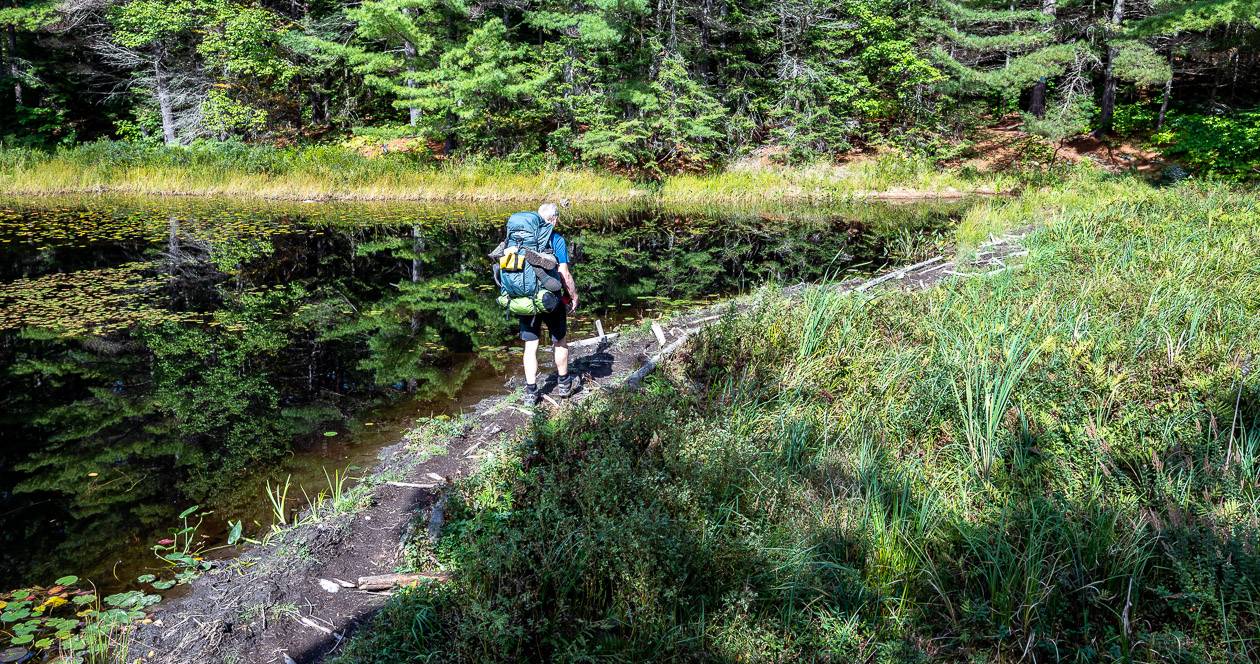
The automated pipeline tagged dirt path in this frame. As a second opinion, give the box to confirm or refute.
[133,231,1030,664]
[132,311,719,664]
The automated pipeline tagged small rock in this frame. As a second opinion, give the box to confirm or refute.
[282,654,298,664]
[332,578,355,588]
[318,579,340,593]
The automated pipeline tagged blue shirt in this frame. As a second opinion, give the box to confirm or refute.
[551,233,569,264]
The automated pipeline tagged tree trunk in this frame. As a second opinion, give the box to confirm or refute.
[154,60,176,145]
[6,23,20,106]
[403,39,420,126]
[1094,0,1125,137]
[1156,72,1172,130]
[1027,0,1057,118]
[403,7,420,127]
[311,86,328,126]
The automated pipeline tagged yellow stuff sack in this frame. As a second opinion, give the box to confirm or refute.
[498,247,526,271]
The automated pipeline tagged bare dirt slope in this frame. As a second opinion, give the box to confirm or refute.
[956,121,1167,175]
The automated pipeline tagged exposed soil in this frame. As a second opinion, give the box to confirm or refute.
[957,120,1168,175]
[132,231,1031,664]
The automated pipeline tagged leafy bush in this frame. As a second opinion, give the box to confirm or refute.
[1154,109,1260,181]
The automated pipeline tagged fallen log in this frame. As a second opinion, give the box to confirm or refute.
[385,481,438,489]
[854,255,944,292]
[356,572,448,591]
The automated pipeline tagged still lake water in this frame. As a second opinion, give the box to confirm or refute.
[0,195,969,591]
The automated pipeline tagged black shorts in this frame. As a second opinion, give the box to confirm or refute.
[519,308,567,343]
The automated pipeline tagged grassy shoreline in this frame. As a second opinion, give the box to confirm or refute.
[0,141,1022,205]
[335,175,1260,661]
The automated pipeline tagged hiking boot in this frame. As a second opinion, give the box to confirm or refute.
[522,384,541,407]
[552,374,581,398]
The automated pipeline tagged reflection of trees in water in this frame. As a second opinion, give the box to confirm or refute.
[0,201,962,588]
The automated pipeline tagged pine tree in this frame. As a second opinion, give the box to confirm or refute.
[928,0,1080,108]
[286,0,459,129]
[0,0,58,108]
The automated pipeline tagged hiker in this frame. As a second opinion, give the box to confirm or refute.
[490,202,580,406]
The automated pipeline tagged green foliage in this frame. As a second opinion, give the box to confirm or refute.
[414,18,552,154]
[1154,109,1260,180]
[1022,95,1098,141]
[1110,40,1173,87]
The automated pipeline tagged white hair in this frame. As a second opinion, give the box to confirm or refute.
[538,203,558,222]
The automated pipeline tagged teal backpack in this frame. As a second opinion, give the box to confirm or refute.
[495,212,560,316]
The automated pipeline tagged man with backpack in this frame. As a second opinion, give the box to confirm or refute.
[491,202,580,406]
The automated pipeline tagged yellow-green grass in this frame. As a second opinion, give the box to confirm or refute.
[336,176,1260,662]
[0,142,1021,204]
[0,155,641,203]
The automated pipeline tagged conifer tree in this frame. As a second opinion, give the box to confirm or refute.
[287,0,458,129]
[928,0,1079,108]
[0,0,58,108]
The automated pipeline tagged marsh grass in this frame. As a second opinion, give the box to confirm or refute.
[1,141,1021,204]
[336,177,1260,662]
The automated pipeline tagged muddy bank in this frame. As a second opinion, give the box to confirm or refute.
[132,232,1030,664]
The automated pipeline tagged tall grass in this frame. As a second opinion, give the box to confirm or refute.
[336,177,1260,662]
[0,140,640,202]
[0,140,1024,204]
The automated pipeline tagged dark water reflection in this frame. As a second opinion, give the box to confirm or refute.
[0,195,968,590]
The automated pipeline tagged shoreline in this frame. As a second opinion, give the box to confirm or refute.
[0,146,1018,206]
[131,234,1031,663]
[0,182,1000,205]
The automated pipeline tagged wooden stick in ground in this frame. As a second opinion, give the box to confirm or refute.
[651,321,667,347]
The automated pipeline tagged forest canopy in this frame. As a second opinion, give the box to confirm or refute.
[0,0,1257,173]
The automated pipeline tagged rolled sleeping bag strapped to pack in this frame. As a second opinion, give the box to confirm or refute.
[497,290,560,316]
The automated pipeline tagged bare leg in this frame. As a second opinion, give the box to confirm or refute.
[553,337,569,377]
[524,338,540,385]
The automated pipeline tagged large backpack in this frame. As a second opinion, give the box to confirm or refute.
[494,212,560,315]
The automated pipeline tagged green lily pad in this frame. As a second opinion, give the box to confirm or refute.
[53,576,78,586]
[1,609,31,622]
